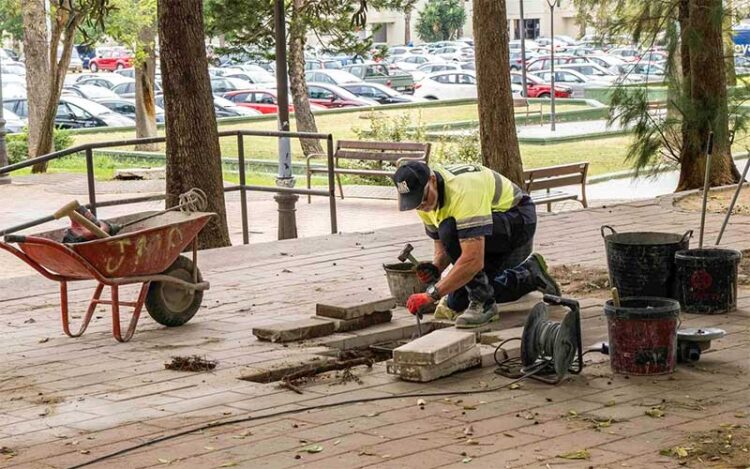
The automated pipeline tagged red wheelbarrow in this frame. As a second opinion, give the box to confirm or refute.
[0,211,215,342]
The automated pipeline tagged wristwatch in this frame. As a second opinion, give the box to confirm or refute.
[426,284,440,301]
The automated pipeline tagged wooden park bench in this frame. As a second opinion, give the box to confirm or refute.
[523,161,589,212]
[306,140,431,203]
[514,97,544,125]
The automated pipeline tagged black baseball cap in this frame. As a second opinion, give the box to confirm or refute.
[393,161,431,211]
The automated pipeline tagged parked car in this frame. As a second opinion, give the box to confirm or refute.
[1,62,26,76]
[305,69,362,86]
[343,62,415,93]
[223,89,326,114]
[110,79,164,98]
[68,48,84,72]
[88,49,134,72]
[210,76,255,94]
[304,59,343,70]
[620,62,666,82]
[526,55,591,72]
[306,83,378,108]
[98,98,165,123]
[3,108,25,133]
[77,74,132,90]
[1,48,20,62]
[341,82,422,104]
[4,95,134,128]
[608,47,641,62]
[416,62,462,74]
[224,70,276,86]
[392,55,440,71]
[510,72,572,98]
[531,69,609,98]
[414,71,477,100]
[65,84,120,101]
[586,54,629,75]
[1,81,26,99]
[558,63,630,84]
[212,96,263,117]
[434,46,474,62]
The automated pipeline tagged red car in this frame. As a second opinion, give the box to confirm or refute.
[510,72,571,98]
[223,89,327,114]
[307,83,378,108]
[89,49,134,72]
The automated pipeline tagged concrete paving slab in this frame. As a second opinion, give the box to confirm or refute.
[393,329,476,366]
[386,346,481,382]
[316,297,396,320]
[252,318,336,343]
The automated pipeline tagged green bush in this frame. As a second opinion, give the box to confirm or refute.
[6,129,74,165]
[433,130,482,165]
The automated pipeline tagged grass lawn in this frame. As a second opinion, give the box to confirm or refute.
[51,101,640,183]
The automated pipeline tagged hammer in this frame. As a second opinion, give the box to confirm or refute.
[54,200,110,239]
[397,243,419,266]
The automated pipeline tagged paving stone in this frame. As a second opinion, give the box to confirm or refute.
[387,346,481,382]
[252,318,336,343]
[315,297,396,320]
[393,329,476,366]
[312,309,392,333]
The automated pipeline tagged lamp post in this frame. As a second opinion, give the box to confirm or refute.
[273,0,298,240]
[0,59,11,185]
[546,0,560,131]
[519,0,528,98]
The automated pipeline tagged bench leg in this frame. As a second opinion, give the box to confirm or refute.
[336,173,344,200]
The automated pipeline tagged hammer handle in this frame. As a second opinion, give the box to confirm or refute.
[69,211,110,239]
[53,200,82,220]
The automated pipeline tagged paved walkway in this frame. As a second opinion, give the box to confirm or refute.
[0,178,749,468]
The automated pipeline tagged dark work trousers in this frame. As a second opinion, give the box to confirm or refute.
[439,196,538,313]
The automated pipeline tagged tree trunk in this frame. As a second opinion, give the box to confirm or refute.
[135,23,158,152]
[32,4,80,173]
[288,0,322,156]
[677,0,740,191]
[404,9,411,45]
[723,0,736,86]
[472,0,524,186]
[158,0,230,249]
[21,0,50,161]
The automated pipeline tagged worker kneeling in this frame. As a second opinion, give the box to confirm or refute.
[393,161,560,328]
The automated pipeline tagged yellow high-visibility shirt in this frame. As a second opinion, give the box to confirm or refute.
[417,164,525,239]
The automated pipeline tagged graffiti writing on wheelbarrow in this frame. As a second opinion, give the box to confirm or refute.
[104,227,184,275]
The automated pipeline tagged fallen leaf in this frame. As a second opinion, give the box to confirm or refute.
[219,463,238,468]
[509,383,522,390]
[157,458,172,464]
[466,439,479,446]
[503,433,514,438]
[79,450,90,455]
[334,439,341,446]
[358,450,376,456]
[463,425,474,436]
[463,405,477,410]
[557,449,591,460]
[645,408,665,418]
[735,412,747,418]
[38,337,49,344]
[298,444,323,454]
[605,400,616,407]
[0,447,17,458]
[675,447,689,458]
[204,446,214,451]
[462,457,473,463]
[568,410,578,417]
[417,399,426,406]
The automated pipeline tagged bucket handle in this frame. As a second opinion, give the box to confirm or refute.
[600,225,616,238]
[680,230,693,244]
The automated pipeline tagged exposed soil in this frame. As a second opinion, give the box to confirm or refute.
[675,185,750,216]
[662,424,750,468]
[550,264,611,298]
[164,356,217,372]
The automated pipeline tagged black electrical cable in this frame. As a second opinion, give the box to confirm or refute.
[66,369,540,469]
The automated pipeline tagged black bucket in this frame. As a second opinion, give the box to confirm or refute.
[675,248,742,314]
[601,225,692,299]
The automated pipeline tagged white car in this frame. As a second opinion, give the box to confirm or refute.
[434,46,474,62]
[225,71,275,85]
[532,69,610,98]
[558,63,637,85]
[414,71,477,100]
[392,55,440,71]
[304,69,362,86]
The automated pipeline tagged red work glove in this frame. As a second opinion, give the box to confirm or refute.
[415,262,440,285]
[406,293,434,316]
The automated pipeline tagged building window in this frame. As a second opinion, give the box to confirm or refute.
[371,23,388,44]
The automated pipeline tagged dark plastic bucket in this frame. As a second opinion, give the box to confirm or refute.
[601,225,692,299]
[675,249,742,314]
[604,297,680,375]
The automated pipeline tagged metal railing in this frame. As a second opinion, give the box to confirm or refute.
[0,129,338,244]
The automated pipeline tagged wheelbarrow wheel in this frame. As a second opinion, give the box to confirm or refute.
[145,255,203,327]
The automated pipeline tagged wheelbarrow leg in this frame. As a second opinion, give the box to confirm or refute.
[110,283,149,343]
[61,281,100,338]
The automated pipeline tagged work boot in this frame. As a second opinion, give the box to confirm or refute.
[434,297,459,321]
[519,252,561,296]
[455,300,498,329]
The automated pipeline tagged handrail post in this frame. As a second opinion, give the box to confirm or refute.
[85,147,97,216]
[327,135,337,234]
[237,133,249,245]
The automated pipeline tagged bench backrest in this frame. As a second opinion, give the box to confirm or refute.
[523,162,589,192]
[335,140,431,163]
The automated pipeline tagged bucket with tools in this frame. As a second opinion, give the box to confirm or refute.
[384,243,426,306]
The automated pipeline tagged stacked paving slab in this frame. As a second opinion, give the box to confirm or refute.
[387,328,480,382]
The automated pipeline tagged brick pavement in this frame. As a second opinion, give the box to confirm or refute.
[0,179,749,468]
